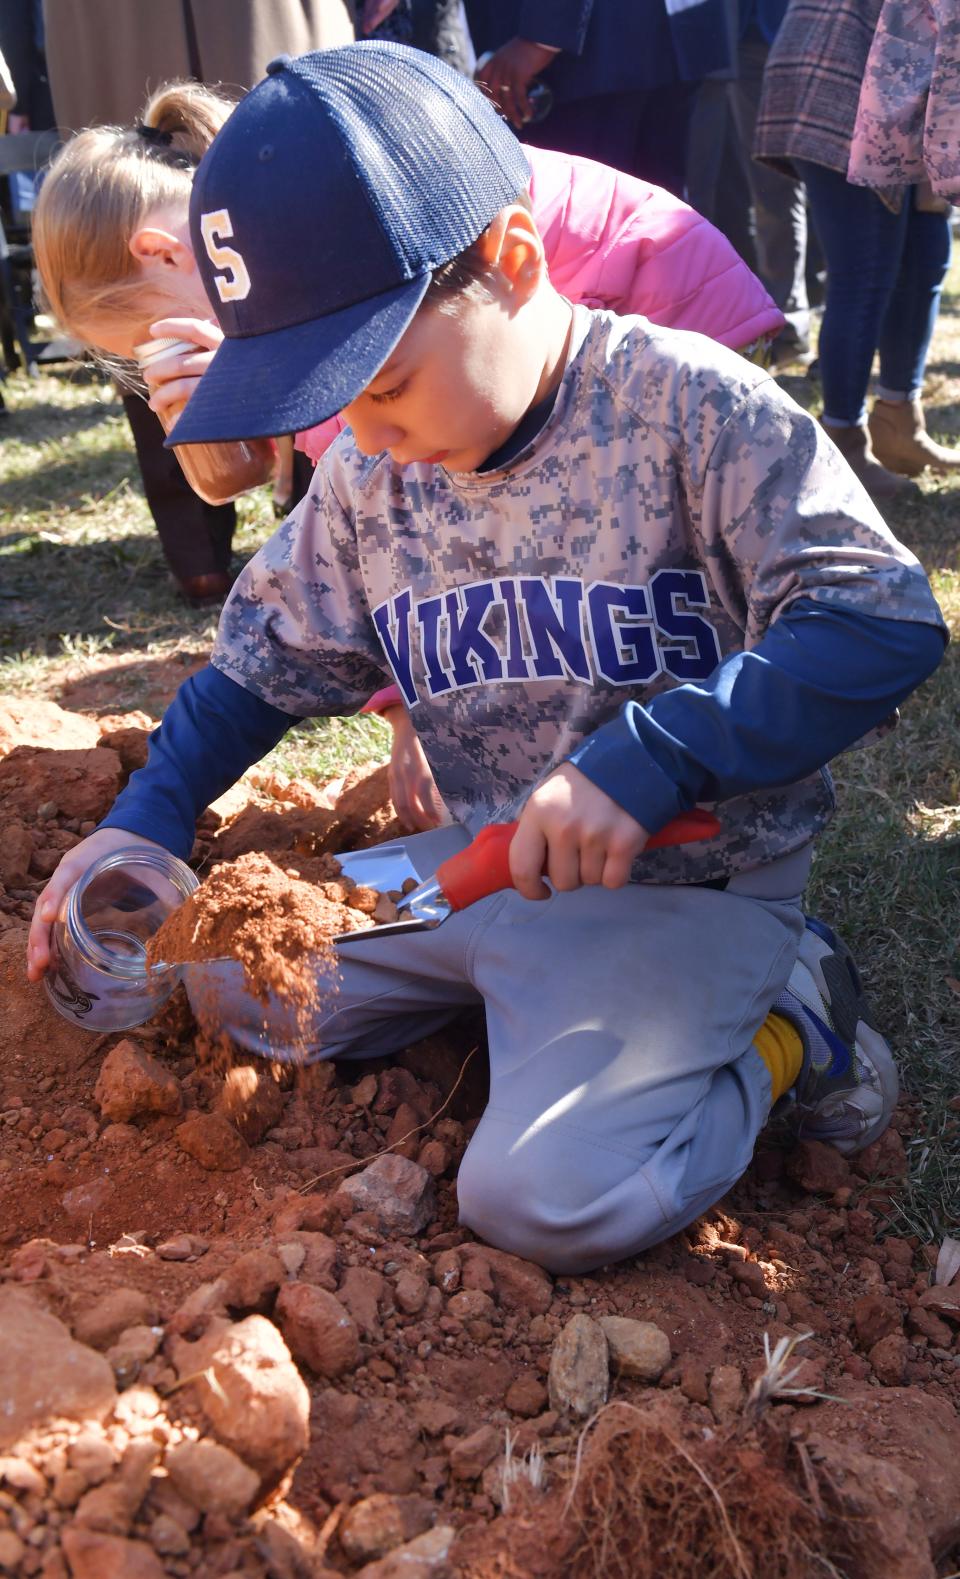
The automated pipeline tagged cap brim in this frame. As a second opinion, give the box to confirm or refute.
[165,272,430,446]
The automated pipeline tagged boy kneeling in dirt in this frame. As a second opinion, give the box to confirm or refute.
[29,47,945,1275]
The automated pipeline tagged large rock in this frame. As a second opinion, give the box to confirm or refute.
[0,1290,116,1449]
[548,1314,609,1419]
[0,745,122,821]
[336,1154,436,1235]
[173,1316,309,1490]
[458,1244,553,1315]
[94,1041,181,1123]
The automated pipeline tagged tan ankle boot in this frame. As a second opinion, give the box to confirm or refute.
[820,421,920,502]
[869,398,960,475]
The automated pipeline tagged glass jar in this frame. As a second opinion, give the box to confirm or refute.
[44,847,199,1032]
[133,337,277,506]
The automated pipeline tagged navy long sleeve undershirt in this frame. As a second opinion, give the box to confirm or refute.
[99,598,945,859]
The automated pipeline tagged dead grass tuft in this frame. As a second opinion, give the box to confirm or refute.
[563,1404,843,1579]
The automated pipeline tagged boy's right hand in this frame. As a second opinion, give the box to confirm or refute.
[142,317,224,426]
[27,829,165,983]
[384,706,447,831]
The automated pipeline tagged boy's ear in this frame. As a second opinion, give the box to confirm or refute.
[477,205,545,302]
[129,225,196,274]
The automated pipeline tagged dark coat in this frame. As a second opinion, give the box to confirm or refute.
[42,0,356,130]
[464,0,731,101]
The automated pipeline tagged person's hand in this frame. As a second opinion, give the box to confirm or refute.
[474,38,558,130]
[384,706,446,831]
[360,0,402,33]
[142,317,224,425]
[509,763,649,900]
[27,828,165,982]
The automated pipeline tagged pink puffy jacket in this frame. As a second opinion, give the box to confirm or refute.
[297,143,783,468]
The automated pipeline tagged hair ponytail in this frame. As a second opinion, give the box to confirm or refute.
[33,80,237,336]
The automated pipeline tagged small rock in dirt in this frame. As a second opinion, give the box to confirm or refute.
[61,1176,115,1222]
[0,1289,116,1449]
[221,1248,284,1313]
[218,1063,285,1144]
[708,1363,744,1422]
[853,1126,908,1181]
[852,1292,902,1349]
[68,1434,117,1487]
[0,820,33,886]
[730,1259,769,1298]
[339,1493,435,1564]
[176,1112,249,1171]
[335,1154,436,1235]
[918,1281,960,1323]
[155,1234,202,1262]
[599,1317,672,1381]
[504,1376,549,1417]
[786,1138,852,1194]
[907,1305,953,1346]
[548,1314,609,1419]
[353,1525,456,1579]
[678,1357,710,1406]
[165,1439,259,1519]
[106,1325,160,1384]
[73,1440,159,1534]
[275,1283,360,1377]
[173,1315,309,1489]
[0,1531,25,1571]
[60,1527,165,1579]
[869,1332,908,1386]
[449,1424,501,1482]
[459,1244,553,1314]
[146,1514,191,1556]
[0,1456,45,1495]
[394,1269,429,1315]
[94,1041,181,1123]
[74,1288,156,1349]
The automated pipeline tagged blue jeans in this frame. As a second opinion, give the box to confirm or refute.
[794,161,951,426]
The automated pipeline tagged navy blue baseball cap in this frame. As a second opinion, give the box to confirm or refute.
[168,43,531,445]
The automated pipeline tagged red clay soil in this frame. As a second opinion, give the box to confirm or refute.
[1,693,960,1579]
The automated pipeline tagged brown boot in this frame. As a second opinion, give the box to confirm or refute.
[868,397,960,476]
[819,421,920,502]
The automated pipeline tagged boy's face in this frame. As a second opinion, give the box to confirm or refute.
[343,278,563,474]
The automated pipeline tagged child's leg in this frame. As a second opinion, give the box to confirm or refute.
[456,856,809,1275]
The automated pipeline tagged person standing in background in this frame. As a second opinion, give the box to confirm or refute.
[40,0,356,604]
[467,0,731,196]
[755,0,957,500]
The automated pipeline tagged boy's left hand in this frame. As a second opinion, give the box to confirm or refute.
[510,764,649,900]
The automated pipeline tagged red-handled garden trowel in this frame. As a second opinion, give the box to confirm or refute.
[335,809,721,942]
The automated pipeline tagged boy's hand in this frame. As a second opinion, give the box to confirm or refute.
[27,829,165,982]
[510,765,649,900]
[384,706,447,831]
[143,317,224,425]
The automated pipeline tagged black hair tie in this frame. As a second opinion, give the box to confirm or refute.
[135,121,173,146]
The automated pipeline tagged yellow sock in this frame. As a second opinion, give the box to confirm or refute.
[753,1012,804,1101]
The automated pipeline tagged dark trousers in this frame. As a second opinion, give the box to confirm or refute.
[523,83,697,198]
[122,393,235,584]
[794,162,952,427]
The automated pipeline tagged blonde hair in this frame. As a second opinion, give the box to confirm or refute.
[33,80,237,336]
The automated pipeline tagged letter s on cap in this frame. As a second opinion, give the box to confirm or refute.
[200,209,251,303]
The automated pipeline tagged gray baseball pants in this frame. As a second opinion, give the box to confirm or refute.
[187,827,810,1273]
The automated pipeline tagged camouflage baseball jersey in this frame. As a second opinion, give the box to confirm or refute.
[213,306,942,883]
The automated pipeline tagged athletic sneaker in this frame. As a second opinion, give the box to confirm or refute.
[774,917,899,1154]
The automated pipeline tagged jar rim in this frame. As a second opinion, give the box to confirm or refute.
[67,845,199,978]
